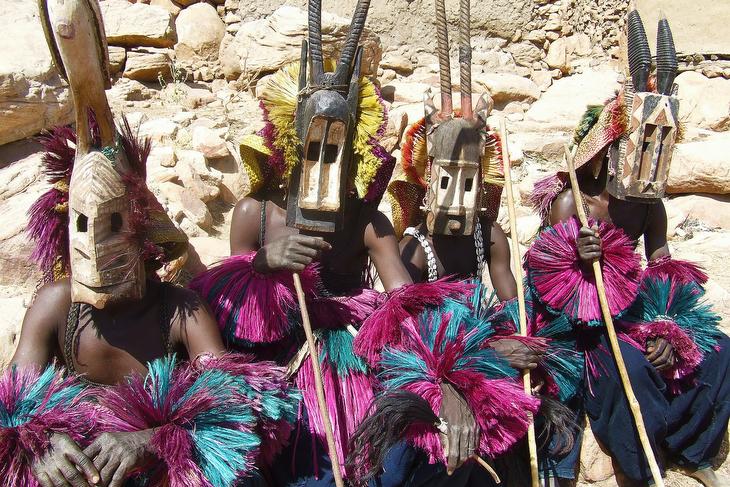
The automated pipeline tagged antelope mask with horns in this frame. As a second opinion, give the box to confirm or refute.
[423,0,494,237]
[39,0,146,308]
[286,0,371,233]
[608,3,680,201]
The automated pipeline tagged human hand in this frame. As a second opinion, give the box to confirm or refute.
[645,337,676,371]
[84,430,154,487]
[32,433,100,487]
[438,382,478,475]
[490,338,542,370]
[253,235,331,273]
[577,225,602,265]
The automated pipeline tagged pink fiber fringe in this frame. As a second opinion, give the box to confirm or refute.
[308,288,381,331]
[528,173,568,224]
[622,320,703,383]
[189,252,319,344]
[644,256,708,286]
[296,356,375,478]
[526,217,641,324]
[400,327,540,461]
[354,278,474,365]
[0,367,98,487]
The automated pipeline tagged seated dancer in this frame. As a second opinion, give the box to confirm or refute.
[1,2,296,486]
[381,9,582,484]
[192,1,539,486]
[527,7,729,486]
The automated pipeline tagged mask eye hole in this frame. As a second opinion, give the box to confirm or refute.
[77,214,88,232]
[440,176,449,190]
[111,212,123,232]
[306,141,321,161]
[464,178,473,192]
[323,144,339,164]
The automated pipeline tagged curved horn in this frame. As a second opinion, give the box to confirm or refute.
[435,0,453,116]
[656,12,677,95]
[459,0,472,119]
[334,0,371,83]
[308,0,324,82]
[43,0,115,154]
[626,1,651,92]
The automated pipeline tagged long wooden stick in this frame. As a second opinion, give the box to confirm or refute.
[564,145,664,487]
[499,119,539,487]
[292,273,345,487]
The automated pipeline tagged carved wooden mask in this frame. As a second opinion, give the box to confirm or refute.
[607,5,679,201]
[68,152,145,308]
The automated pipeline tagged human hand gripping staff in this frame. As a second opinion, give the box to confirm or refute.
[565,144,664,487]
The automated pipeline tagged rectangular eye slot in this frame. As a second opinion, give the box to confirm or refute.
[77,213,88,232]
[440,176,449,190]
[464,178,473,192]
[307,141,321,162]
[323,144,339,164]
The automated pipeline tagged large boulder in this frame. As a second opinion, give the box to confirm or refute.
[473,72,541,104]
[0,0,72,146]
[100,0,176,48]
[526,69,621,129]
[675,71,730,131]
[123,48,173,82]
[220,5,382,80]
[174,3,226,62]
[666,194,730,231]
[667,131,730,195]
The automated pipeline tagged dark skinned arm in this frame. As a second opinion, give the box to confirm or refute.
[486,220,517,301]
[230,197,264,255]
[11,281,101,487]
[398,235,428,283]
[364,210,413,291]
[642,200,675,370]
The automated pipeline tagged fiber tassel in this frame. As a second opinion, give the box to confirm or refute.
[621,276,722,388]
[95,355,261,487]
[643,255,708,286]
[354,278,473,365]
[527,173,568,225]
[0,365,98,487]
[526,217,642,325]
[296,330,375,477]
[190,252,319,346]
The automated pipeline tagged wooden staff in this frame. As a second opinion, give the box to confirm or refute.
[499,119,539,487]
[564,145,664,487]
[292,273,345,487]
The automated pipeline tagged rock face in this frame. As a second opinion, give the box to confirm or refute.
[175,3,226,62]
[526,69,621,128]
[668,132,730,195]
[675,72,730,131]
[0,0,72,146]
[100,0,177,48]
[220,5,382,80]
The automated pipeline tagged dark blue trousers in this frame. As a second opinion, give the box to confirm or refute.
[584,332,730,483]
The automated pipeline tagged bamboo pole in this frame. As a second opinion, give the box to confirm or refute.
[292,273,345,487]
[563,145,664,487]
[499,119,540,487]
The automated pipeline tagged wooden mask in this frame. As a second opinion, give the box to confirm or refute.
[286,0,369,233]
[608,6,679,201]
[423,0,492,236]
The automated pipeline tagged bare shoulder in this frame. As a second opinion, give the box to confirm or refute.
[32,278,72,317]
[230,196,263,254]
[232,197,263,226]
[549,189,578,225]
[366,209,397,239]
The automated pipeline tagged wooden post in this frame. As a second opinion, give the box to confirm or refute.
[499,119,540,487]
[292,273,345,487]
[564,145,665,487]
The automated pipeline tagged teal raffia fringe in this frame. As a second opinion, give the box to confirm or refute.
[620,276,723,387]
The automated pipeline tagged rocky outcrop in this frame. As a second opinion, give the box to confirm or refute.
[668,131,730,195]
[100,0,177,48]
[0,0,72,146]
[219,5,382,80]
[174,3,226,62]
[675,72,730,131]
[123,48,173,81]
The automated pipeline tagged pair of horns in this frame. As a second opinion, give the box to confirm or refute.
[627,2,677,95]
[308,0,371,85]
[435,0,472,118]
